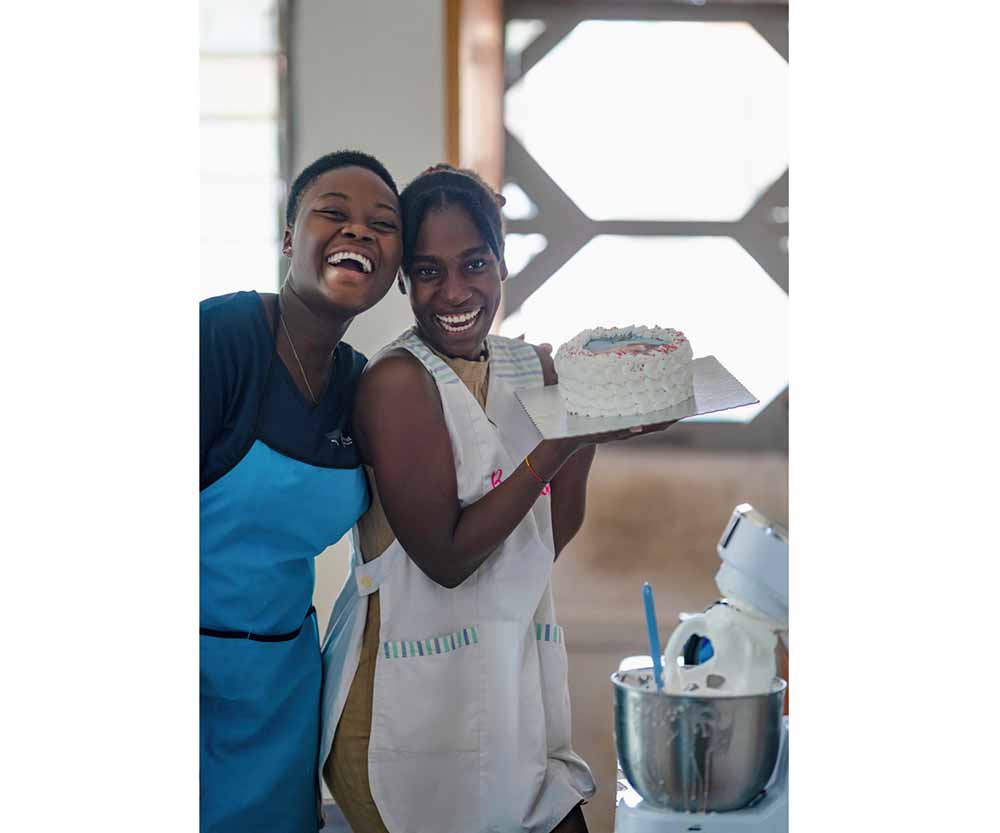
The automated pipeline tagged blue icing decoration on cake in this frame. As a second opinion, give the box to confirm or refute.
[584,335,667,353]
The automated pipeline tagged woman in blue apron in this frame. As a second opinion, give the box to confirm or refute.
[200,150,403,833]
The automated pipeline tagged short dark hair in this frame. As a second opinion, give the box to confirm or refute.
[285,150,399,226]
[399,164,505,273]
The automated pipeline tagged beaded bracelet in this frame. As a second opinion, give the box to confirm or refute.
[524,454,549,485]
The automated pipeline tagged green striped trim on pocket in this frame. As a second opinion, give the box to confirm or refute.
[382,626,479,660]
[535,623,564,644]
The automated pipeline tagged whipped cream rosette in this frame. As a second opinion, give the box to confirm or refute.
[553,326,694,417]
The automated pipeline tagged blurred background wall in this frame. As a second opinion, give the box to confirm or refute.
[288,0,447,358]
[201,3,787,830]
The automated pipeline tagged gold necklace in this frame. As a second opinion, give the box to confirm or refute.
[280,314,319,405]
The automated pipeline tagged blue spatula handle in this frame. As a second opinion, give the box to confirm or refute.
[642,582,664,691]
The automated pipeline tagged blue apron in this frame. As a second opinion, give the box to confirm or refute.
[200,303,368,833]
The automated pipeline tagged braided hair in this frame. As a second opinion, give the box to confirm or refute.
[285,149,399,226]
[399,164,506,273]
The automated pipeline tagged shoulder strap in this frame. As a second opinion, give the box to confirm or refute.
[373,328,463,386]
[486,335,543,390]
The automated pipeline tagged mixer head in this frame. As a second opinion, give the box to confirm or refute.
[716,504,788,630]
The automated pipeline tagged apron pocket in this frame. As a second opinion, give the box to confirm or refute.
[371,625,481,754]
[369,625,483,833]
[536,622,573,755]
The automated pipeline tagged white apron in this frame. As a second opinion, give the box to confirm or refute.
[319,329,595,833]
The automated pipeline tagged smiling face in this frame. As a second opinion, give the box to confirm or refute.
[404,201,506,360]
[282,165,402,317]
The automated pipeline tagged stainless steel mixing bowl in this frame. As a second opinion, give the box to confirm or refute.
[612,668,786,812]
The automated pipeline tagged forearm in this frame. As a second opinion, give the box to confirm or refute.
[550,444,597,557]
[403,440,579,588]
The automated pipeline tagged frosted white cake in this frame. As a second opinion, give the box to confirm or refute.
[554,326,694,417]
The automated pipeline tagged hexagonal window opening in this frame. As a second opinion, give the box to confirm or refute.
[505,20,788,222]
[501,181,539,221]
[500,235,787,422]
[505,18,546,64]
[504,233,548,279]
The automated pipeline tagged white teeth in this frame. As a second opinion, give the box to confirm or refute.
[437,308,480,324]
[327,251,373,273]
[435,308,482,333]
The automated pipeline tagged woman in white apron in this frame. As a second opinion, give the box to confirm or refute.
[319,165,671,833]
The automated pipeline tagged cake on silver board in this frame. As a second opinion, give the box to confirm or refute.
[553,326,694,417]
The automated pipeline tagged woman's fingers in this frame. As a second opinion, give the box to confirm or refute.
[586,428,638,444]
[532,342,559,386]
[584,420,678,445]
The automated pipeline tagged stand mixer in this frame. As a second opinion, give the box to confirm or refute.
[612,504,789,832]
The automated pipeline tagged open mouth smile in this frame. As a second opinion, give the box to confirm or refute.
[326,250,374,274]
[435,307,483,333]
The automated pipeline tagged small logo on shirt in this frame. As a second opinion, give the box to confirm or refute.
[325,429,354,447]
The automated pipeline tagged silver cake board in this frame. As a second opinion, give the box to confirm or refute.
[514,356,758,440]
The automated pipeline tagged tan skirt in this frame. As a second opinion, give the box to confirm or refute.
[324,591,389,833]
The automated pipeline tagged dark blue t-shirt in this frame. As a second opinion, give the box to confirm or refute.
[200,291,367,490]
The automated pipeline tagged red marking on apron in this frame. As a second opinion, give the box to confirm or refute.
[540,483,551,496]
[491,469,503,489]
